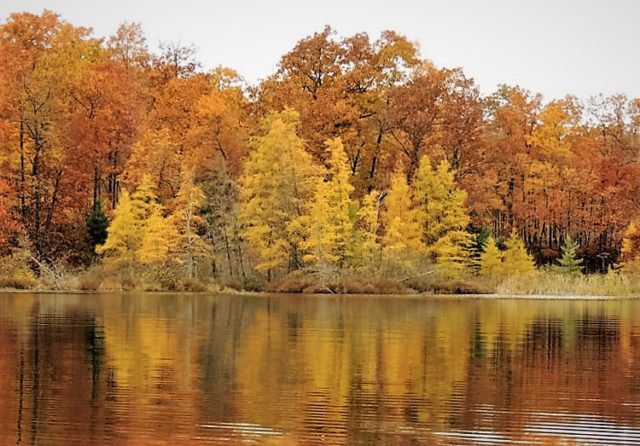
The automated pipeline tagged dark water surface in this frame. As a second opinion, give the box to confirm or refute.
[1,293,640,445]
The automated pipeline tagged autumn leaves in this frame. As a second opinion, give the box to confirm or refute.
[238,109,492,283]
[95,106,501,288]
[97,170,210,289]
[1,11,640,290]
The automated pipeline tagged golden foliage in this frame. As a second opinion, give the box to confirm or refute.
[502,230,536,276]
[381,169,425,272]
[304,138,355,273]
[239,109,319,275]
[479,237,504,279]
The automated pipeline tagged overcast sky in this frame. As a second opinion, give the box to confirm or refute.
[2,0,639,99]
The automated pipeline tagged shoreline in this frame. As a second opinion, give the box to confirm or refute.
[0,288,636,300]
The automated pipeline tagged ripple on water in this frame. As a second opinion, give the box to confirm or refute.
[1,293,640,444]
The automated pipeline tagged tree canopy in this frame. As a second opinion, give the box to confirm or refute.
[1,12,639,287]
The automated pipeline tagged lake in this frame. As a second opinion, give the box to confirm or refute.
[1,292,640,445]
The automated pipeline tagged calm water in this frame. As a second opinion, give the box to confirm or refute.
[1,293,640,445]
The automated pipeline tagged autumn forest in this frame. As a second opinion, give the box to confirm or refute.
[1,10,640,292]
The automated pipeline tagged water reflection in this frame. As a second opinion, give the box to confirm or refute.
[0,294,640,444]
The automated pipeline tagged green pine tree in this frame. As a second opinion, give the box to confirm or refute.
[86,201,109,252]
[471,227,493,270]
[556,235,584,275]
[475,227,492,252]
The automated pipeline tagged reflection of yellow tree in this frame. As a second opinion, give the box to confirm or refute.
[3,294,640,445]
[232,299,476,436]
[99,295,205,443]
[231,297,640,444]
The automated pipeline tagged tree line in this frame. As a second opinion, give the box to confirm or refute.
[0,11,639,289]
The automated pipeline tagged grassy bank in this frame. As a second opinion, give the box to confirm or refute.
[495,271,640,297]
[0,264,228,293]
[263,272,640,297]
[2,262,640,297]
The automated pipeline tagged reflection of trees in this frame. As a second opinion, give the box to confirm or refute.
[0,296,111,444]
[199,295,254,420]
[2,294,640,444]
[522,318,565,367]
[460,305,640,442]
[577,315,620,357]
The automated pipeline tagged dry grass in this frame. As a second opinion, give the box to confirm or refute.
[496,271,640,297]
[0,276,37,290]
[76,268,104,290]
[174,278,208,292]
[0,252,37,290]
[5,255,640,298]
[407,274,496,294]
[264,276,316,293]
[330,278,414,294]
[265,273,415,294]
[216,276,263,292]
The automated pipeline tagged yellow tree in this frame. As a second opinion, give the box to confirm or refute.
[137,204,180,288]
[479,237,504,279]
[96,190,138,280]
[381,169,425,272]
[526,99,577,160]
[171,164,210,280]
[305,138,356,274]
[621,222,640,274]
[413,155,473,273]
[239,109,319,277]
[306,138,354,271]
[432,231,475,275]
[131,174,158,233]
[352,190,382,270]
[502,230,536,276]
[138,205,174,265]
[98,177,162,283]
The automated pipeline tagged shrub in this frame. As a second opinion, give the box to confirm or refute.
[217,275,265,292]
[177,278,209,292]
[407,272,495,294]
[0,251,36,289]
[266,272,415,294]
[97,271,137,291]
[264,276,316,293]
[331,277,414,294]
[77,268,104,291]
